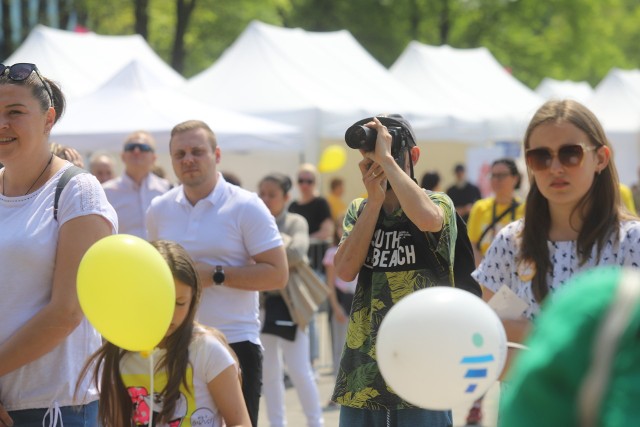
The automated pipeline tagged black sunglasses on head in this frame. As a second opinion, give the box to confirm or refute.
[0,63,54,106]
[124,142,154,153]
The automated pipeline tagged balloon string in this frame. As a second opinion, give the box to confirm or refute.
[507,341,529,350]
[149,349,155,427]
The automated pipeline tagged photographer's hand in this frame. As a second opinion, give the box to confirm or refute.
[359,157,386,204]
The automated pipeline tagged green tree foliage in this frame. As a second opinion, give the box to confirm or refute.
[7,0,640,87]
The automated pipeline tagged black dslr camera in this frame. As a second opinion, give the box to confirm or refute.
[344,124,404,153]
[344,117,413,167]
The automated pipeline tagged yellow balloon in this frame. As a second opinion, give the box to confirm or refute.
[318,144,347,173]
[77,234,175,351]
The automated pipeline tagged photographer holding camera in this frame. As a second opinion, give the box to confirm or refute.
[330,115,460,426]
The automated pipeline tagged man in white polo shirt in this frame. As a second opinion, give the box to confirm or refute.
[103,131,171,238]
[146,120,288,427]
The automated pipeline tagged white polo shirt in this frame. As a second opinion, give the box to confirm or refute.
[146,174,283,344]
[103,172,171,239]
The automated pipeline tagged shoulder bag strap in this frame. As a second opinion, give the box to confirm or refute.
[54,165,88,221]
[475,199,520,251]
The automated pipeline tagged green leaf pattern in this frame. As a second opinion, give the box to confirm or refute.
[331,192,456,410]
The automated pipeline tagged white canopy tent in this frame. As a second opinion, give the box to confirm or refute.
[185,21,484,164]
[586,68,640,185]
[52,60,300,153]
[4,25,185,98]
[390,42,545,144]
[535,78,594,103]
[51,60,303,189]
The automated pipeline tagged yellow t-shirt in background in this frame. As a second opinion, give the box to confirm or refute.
[467,197,526,256]
[619,183,637,215]
[327,193,347,222]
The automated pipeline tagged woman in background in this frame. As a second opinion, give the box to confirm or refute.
[467,158,525,267]
[259,173,324,427]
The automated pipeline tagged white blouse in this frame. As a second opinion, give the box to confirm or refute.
[472,219,640,319]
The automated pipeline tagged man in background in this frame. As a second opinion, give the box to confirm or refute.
[146,120,288,427]
[89,152,115,184]
[103,131,171,238]
[446,163,481,222]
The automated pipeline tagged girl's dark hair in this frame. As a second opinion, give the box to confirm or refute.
[520,100,623,303]
[492,158,522,190]
[0,69,65,124]
[77,240,202,426]
[261,173,292,194]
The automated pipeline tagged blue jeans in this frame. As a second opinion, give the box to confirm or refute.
[339,405,453,427]
[8,401,98,427]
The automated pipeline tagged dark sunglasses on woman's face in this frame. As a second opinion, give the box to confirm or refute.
[525,143,598,171]
[124,142,154,153]
[0,63,54,106]
[298,178,314,185]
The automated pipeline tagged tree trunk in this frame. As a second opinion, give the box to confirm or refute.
[59,0,73,29]
[409,0,421,41]
[171,0,197,74]
[135,0,149,40]
[439,0,450,45]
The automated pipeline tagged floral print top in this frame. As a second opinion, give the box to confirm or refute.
[472,219,640,319]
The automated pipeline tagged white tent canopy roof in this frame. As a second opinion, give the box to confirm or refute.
[587,68,640,134]
[535,78,594,103]
[4,25,185,98]
[52,60,301,153]
[186,21,486,161]
[586,68,640,185]
[390,42,545,142]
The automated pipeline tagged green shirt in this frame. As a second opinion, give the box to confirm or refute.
[332,191,457,410]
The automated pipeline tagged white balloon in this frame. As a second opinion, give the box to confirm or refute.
[376,287,507,410]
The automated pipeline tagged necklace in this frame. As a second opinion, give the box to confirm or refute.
[2,152,54,196]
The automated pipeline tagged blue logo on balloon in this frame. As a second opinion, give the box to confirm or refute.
[461,333,494,393]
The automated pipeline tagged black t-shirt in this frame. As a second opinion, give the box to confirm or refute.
[447,182,481,220]
[288,197,331,234]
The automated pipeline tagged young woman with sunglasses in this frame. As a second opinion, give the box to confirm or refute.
[0,63,117,426]
[472,100,640,372]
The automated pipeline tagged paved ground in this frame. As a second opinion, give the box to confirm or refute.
[257,312,501,427]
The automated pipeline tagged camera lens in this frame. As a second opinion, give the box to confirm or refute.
[345,125,377,151]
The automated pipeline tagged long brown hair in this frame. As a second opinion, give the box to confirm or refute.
[521,100,624,302]
[77,240,202,426]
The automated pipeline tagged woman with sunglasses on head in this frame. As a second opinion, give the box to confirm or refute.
[0,63,117,426]
[472,99,640,375]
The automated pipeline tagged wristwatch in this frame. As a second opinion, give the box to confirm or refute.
[212,265,225,286]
